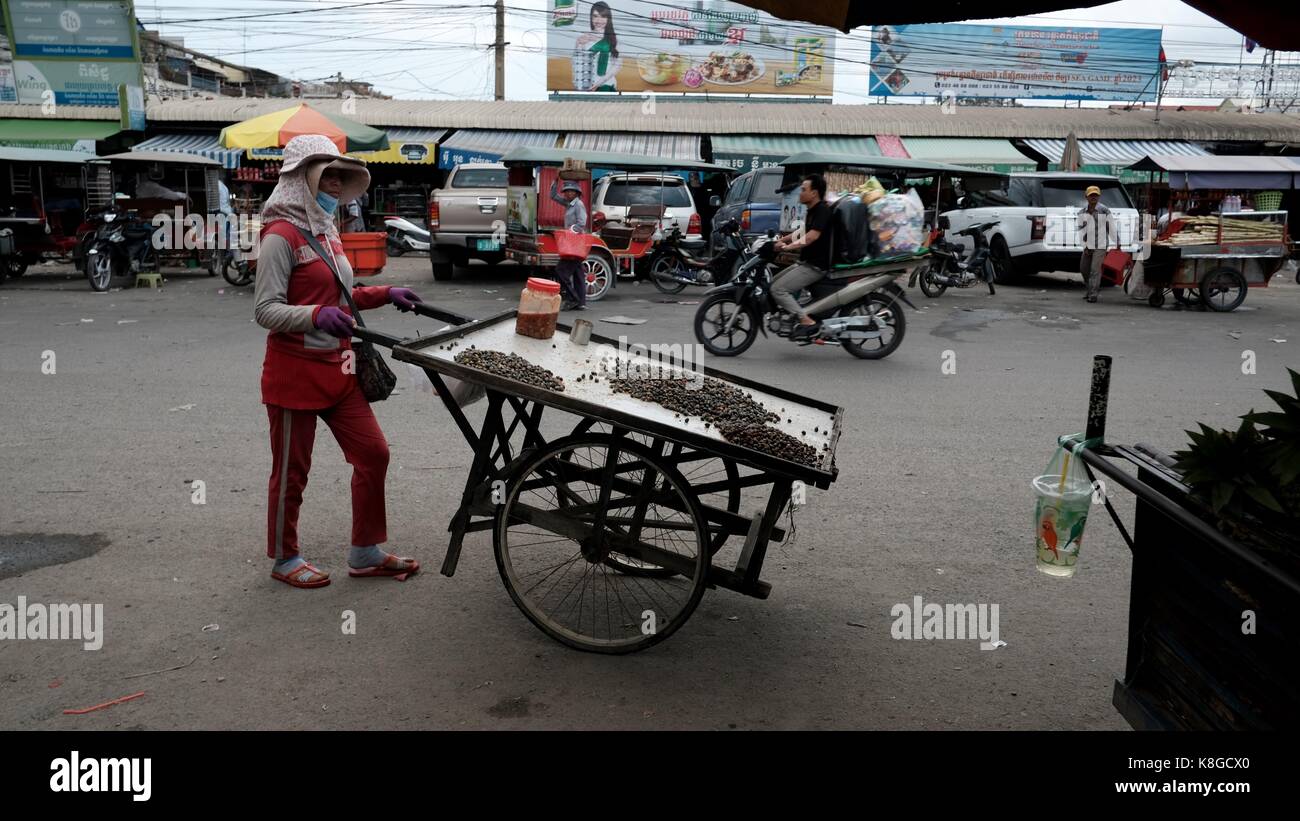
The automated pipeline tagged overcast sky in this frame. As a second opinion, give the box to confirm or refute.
[137,0,1290,105]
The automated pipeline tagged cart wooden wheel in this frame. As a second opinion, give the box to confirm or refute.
[1200,267,1248,312]
[494,433,709,653]
[569,419,741,559]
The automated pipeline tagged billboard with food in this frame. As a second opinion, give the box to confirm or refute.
[546,0,835,96]
[868,23,1162,101]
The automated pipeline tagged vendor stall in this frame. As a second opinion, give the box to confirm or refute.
[1124,155,1300,311]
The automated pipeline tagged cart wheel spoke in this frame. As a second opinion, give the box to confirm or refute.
[495,434,708,654]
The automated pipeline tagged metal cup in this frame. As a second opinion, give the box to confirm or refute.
[569,318,593,345]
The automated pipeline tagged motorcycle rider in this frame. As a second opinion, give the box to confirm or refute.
[771,173,833,340]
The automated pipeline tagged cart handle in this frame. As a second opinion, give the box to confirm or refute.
[411,302,473,325]
[352,326,405,349]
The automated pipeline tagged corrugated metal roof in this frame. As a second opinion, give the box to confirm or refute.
[386,127,448,143]
[1024,139,1210,165]
[711,134,880,157]
[0,146,96,163]
[1127,154,1300,173]
[3,99,1300,141]
[902,138,1036,169]
[560,132,701,161]
[130,133,243,169]
[500,147,732,173]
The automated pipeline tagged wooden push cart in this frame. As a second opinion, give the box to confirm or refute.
[356,303,842,653]
[1137,210,1292,312]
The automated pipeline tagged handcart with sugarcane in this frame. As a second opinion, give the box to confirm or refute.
[354,301,842,654]
[1125,154,1300,311]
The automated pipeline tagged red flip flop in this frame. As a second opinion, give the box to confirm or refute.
[348,554,420,581]
[271,561,331,589]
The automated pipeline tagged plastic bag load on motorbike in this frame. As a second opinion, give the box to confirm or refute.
[869,194,925,256]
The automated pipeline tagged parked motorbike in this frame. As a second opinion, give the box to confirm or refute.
[909,220,1000,298]
[693,233,915,360]
[384,216,431,257]
[646,219,744,295]
[83,207,158,292]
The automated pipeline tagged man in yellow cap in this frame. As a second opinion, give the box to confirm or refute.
[1077,185,1113,303]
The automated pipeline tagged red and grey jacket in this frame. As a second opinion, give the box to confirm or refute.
[253,219,391,409]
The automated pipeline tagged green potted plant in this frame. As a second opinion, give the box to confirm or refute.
[1109,369,1300,730]
[1172,369,1300,570]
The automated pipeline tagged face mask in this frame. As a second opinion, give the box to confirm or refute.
[315,190,339,215]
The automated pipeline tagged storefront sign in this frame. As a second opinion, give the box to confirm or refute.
[3,0,145,106]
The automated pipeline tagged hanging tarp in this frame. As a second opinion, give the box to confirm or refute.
[712,135,880,173]
[437,130,559,169]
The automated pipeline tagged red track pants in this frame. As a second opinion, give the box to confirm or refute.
[266,385,390,560]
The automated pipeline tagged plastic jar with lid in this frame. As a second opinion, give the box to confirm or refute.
[515,277,562,339]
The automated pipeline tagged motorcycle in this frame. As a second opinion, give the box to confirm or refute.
[83,207,158,292]
[645,219,744,295]
[384,216,430,257]
[693,233,916,360]
[908,220,999,298]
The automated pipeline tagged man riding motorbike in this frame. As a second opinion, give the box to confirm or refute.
[771,173,833,341]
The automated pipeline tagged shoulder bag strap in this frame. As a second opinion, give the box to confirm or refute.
[294,225,366,328]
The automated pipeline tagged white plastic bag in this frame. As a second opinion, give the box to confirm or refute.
[407,363,485,408]
[405,325,486,408]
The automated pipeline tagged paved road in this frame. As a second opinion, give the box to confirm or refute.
[1,256,1296,729]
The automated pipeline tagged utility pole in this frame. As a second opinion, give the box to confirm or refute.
[494,0,506,101]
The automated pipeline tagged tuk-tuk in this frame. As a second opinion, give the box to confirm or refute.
[776,151,1009,241]
[689,152,1009,361]
[0,146,97,285]
[500,147,735,301]
[77,150,227,288]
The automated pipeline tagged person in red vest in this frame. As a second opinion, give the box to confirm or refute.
[253,134,423,588]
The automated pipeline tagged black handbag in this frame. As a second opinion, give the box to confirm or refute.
[295,226,396,402]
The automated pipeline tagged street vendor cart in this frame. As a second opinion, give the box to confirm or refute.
[500,147,735,302]
[354,302,841,653]
[0,146,97,284]
[1125,154,1300,311]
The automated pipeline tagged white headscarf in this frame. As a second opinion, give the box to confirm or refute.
[261,134,370,240]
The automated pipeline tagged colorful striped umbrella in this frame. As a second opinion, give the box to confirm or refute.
[218,103,388,153]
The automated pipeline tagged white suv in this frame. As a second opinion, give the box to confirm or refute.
[942,172,1142,283]
[591,173,705,248]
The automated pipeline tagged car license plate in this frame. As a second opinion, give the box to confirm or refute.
[476,238,500,252]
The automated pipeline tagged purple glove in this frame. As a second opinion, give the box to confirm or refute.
[314,305,355,338]
[389,287,422,312]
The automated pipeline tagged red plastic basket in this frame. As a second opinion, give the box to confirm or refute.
[553,229,596,261]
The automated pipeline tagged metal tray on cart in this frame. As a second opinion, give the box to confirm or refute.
[390,310,842,486]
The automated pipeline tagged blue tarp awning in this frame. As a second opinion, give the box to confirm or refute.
[130,133,244,169]
[438,130,558,169]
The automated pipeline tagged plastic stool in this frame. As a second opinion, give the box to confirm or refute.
[135,272,163,289]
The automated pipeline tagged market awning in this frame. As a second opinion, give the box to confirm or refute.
[500,147,733,174]
[0,146,96,163]
[438,130,558,169]
[130,133,244,169]
[349,127,447,165]
[560,132,702,163]
[0,119,118,153]
[711,135,880,174]
[1126,154,1300,190]
[1023,139,1210,181]
[901,138,1037,173]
